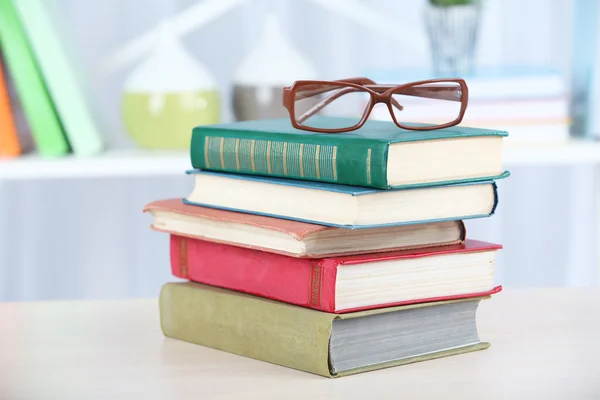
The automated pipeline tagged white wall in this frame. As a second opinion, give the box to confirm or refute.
[1,0,597,301]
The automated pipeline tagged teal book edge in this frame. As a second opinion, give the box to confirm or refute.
[190,117,508,189]
[183,170,502,229]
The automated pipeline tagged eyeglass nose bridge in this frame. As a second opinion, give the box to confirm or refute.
[370,91,404,113]
[372,92,390,104]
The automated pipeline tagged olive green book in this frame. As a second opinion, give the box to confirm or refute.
[159,282,492,378]
[190,117,508,189]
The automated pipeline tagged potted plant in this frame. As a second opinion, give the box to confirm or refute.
[424,0,482,76]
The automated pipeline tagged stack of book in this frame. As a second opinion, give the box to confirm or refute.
[144,117,509,378]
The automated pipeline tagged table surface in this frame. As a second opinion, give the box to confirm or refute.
[1,288,599,400]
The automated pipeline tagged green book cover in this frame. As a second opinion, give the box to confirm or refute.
[14,0,104,156]
[159,281,491,378]
[190,117,508,189]
[0,0,69,157]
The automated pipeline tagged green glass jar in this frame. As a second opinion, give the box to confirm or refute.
[122,23,220,149]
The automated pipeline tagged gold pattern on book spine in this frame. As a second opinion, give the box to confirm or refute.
[205,136,338,181]
[267,141,272,174]
[235,139,240,170]
[204,137,210,167]
[315,145,320,179]
[179,237,188,278]
[283,142,288,175]
[250,140,256,172]
[366,148,372,184]
[219,137,225,168]
[299,143,304,177]
[309,261,321,307]
[332,146,338,181]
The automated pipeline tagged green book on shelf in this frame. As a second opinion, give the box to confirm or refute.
[0,0,69,157]
[14,0,103,155]
[160,281,491,378]
[190,117,508,189]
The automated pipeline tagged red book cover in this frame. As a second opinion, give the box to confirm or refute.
[171,235,502,313]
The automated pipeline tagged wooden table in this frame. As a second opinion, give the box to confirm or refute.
[1,288,599,399]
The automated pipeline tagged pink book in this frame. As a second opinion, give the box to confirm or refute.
[171,235,502,313]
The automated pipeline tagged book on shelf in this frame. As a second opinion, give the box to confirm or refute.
[373,97,568,122]
[363,66,570,143]
[0,54,20,158]
[13,0,104,156]
[190,117,508,189]
[1,51,35,156]
[370,97,569,129]
[0,0,69,157]
[588,8,600,139]
[183,170,505,229]
[363,66,566,101]
[170,235,502,313]
[143,199,466,257]
[369,101,571,143]
[160,281,495,378]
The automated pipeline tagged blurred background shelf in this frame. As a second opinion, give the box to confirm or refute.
[0,149,190,181]
[1,0,599,304]
[1,139,600,181]
[503,139,600,166]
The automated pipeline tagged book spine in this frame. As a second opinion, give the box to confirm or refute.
[0,0,69,157]
[170,235,337,312]
[0,60,21,157]
[490,181,499,215]
[190,128,390,188]
[159,282,335,377]
[458,220,467,242]
[14,0,104,155]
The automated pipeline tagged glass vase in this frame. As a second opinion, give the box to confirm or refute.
[424,3,482,77]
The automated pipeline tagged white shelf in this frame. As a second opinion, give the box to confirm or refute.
[1,140,600,181]
[0,149,190,181]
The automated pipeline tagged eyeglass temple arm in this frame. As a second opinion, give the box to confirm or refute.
[395,85,463,102]
[337,79,457,109]
[290,78,372,100]
[295,78,403,124]
[296,86,404,124]
[296,88,345,124]
[293,79,462,103]
[295,78,403,111]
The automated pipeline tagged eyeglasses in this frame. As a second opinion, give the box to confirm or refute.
[282,77,469,133]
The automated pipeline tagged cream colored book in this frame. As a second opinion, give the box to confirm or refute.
[184,170,504,229]
[144,198,466,257]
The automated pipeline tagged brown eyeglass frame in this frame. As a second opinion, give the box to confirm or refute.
[282,77,469,133]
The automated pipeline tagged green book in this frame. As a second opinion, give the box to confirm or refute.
[190,117,508,189]
[14,0,104,156]
[0,0,69,157]
[160,282,492,378]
